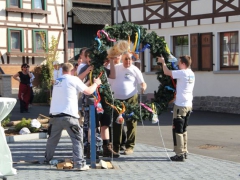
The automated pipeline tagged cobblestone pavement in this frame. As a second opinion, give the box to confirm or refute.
[4,137,240,180]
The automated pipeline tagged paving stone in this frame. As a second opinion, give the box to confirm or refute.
[4,137,240,180]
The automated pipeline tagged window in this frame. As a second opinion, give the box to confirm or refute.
[32,0,46,10]
[7,0,23,8]
[220,31,238,70]
[32,30,48,53]
[173,35,189,58]
[7,28,24,52]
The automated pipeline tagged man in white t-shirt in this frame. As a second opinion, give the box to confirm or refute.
[158,55,195,162]
[111,52,147,155]
[45,63,102,171]
[106,55,127,150]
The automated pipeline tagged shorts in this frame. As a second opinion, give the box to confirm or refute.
[97,112,112,127]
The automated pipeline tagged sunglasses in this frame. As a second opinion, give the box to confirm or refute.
[23,66,29,68]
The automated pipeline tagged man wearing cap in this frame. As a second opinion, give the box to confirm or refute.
[52,61,63,84]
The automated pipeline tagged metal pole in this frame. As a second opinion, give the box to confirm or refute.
[115,0,118,24]
[64,0,68,62]
[89,98,96,168]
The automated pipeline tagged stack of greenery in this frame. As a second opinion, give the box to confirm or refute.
[14,118,40,133]
[3,118,41,135]
[88,21,176,121]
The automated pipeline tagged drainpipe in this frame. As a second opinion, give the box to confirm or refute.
[64,0,68,63]
[115,0,118,25]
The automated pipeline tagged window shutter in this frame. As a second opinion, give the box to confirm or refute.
[190,33,200,71]
[201,33,213,71]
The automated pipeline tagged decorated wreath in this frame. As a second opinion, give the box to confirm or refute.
[88,21,177,122]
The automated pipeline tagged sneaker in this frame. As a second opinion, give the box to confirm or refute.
[77,165,89,171]
[184,153,188,159]
[170,155,185,162]
[123,148,133,155]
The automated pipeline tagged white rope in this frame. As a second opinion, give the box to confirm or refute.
[139,95,171,161]
[139,93,145,133]
[156,118,171,161]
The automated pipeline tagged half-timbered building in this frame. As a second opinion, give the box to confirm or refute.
[0,0,65,88]
[112,0,240,114]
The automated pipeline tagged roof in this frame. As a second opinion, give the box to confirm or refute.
[72,0,111,5]
[72,7,111,25]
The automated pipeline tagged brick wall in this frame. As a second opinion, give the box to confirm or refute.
[0,65,39,88]
[193,96,240,114]
[145,93,240,115]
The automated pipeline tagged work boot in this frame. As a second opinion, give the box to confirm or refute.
[170,155,185,162]
[86,143,99,159]
[102,143,120,158]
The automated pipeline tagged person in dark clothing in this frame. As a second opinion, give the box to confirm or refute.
[13,63,33,113]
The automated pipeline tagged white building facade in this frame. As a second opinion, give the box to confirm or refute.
[112,0,240,114]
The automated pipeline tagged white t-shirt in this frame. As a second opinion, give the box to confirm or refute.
[111,64,145,99]
[106,64,114,87]
[30,73,35,87]
[53,68,63,81]
[50,74,87,118]
[172,69,195,107]
[77,63,86,75]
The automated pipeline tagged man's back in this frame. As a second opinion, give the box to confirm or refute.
[50,74,87,118]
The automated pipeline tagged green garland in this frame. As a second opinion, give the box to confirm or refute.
[89,21,176,121]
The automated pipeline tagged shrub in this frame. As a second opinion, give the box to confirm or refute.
[15,118,40,133]
[1,114,11,128]
[32,89,49,103]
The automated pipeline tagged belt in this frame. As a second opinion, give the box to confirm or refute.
[50,113,77,119]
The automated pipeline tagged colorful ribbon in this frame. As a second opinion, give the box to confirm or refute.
[95,36,101,50]
[170,77,176,89]
[123,112,134,119]
[138,44,150,52]
[165,86,175,92]
[135,28,141,53]
[105,101,126,124]
[106,101,126,114]
[89,71,103,86]
[140,103,154,113]
[128,35,131,51]
[171,62,179,70]
[165,43,171,54]
[132,32,138,52]
[93,86,104,114]
[97,30,116,42]
[151,103,159,124]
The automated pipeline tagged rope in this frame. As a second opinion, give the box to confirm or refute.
[157,119,171,161]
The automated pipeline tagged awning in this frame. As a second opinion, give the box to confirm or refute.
[72,7,111,25]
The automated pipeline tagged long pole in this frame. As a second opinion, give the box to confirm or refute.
[64,0,68,63]
[115,0,118,24]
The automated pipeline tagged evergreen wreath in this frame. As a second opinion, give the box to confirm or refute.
[88,21,176,121]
